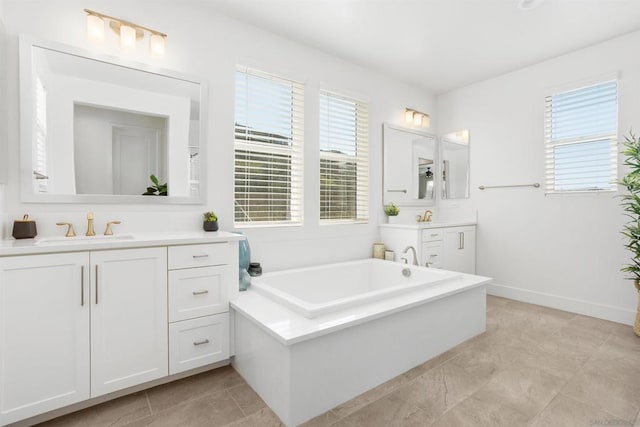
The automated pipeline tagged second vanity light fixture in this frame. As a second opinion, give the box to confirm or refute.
[405,108,430,128]
[85,9,167,57]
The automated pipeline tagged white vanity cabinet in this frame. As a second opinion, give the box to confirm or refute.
[167,243,231,375]
[380,223,476,274]
[0,253,90,425]
[0,248,167,424]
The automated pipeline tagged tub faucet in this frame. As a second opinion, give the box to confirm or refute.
[402,246,418,266]
[417,210,433,223]
[86,212,95,237]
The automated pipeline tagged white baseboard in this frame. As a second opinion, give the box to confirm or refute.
[487,283,636,326]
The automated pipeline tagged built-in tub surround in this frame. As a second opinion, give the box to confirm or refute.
[232,260,490,426]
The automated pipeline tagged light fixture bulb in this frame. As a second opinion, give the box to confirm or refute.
[413,112,422,126]
[119,24,137,51]
[421,114,430,128]
[405,109,414,123]
[149,34,166,58]
[86,13,105,43]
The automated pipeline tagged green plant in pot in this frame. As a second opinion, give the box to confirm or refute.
[203,211,219,232]
[620,130,640,336]
[384,203,400,223]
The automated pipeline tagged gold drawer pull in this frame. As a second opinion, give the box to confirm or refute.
[193,339,210,346]
[192,290,209,296]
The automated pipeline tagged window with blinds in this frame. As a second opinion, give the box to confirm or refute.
[234,67,304,225]
[34,76,49,193]
[544,79,618,193]
[319,91,369,222]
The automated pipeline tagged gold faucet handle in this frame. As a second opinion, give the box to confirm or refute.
[56,222,76,237]
[104,221,121,236]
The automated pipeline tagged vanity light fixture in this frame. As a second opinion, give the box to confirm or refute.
[404,108,430,128]
[84,9,167,57]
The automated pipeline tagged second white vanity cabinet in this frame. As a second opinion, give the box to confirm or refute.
[0,247,167,424]
[380,223,476,274]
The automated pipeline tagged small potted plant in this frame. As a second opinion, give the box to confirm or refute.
[203,211,219,232]
[384,203,400,224]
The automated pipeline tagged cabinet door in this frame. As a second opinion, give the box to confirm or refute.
[90,247,168,397]
[0,253,90,425]
[442,227,476,274]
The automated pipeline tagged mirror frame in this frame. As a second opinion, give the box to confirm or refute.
[19,35,207,204]
[382,123,438,207]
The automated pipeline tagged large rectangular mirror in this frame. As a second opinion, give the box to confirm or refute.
[383,123,437,206]
[19,36,206,203]
[441,129,470,199]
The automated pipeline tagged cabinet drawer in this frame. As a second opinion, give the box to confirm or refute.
[168,266,229,322]
[422,229,443,242]
[169,314,229,375]
[168,243,229,270]
[422,242,443,268]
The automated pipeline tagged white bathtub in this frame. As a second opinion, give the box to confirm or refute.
[232,259,490,426]
[251,258,461,318]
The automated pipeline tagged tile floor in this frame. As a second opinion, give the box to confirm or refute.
[36,296,640,427]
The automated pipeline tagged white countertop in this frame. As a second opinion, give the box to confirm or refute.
[231,272,491,346]
[379,220,476,229]
[0,231,243,256]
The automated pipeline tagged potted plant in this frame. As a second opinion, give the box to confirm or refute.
[620,131,640,336]
[203,211,219,232]
[384,203,400,224]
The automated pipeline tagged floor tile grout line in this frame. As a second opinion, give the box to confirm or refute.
[144,391,153,416]
[226,388,249,418]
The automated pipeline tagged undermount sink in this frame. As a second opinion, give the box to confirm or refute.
[36,234,135,245]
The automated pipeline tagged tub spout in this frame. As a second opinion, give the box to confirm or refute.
[402,246,418,266]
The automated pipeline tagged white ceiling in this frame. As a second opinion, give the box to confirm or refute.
[201,0,640,94]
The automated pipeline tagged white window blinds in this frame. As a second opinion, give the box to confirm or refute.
[34,76,49,193]
[544,79,618,193]
[319,90,369,223]
[234,67,304,225]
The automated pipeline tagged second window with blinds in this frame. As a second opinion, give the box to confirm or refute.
[319,91,369,223]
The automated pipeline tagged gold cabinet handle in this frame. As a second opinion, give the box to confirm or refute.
[192,290,209,296]
[95,265,99,304]
[81,265,84,306]
[193,339,210,346]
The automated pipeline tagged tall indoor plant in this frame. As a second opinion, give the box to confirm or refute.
[620,131,640,336]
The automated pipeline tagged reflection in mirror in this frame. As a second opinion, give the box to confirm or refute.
[383,124,436,206]
[441,129,470,199]
[20,37,204,203]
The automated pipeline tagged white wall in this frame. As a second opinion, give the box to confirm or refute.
[437,30,640,324]
[2,0,436,270]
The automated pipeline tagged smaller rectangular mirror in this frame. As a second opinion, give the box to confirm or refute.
[441,129,470,199]
[383,123,437,206]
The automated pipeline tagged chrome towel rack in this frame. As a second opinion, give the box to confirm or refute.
[478,183,540,190]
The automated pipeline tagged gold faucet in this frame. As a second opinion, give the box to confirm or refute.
[56,222,76,237]
[418,210,433,223]
[104,221,121,236]
[86,212,96,236]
